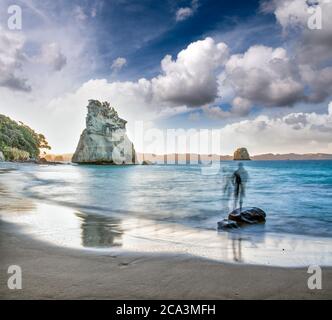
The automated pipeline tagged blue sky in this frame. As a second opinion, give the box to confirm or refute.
[0,0,332,154]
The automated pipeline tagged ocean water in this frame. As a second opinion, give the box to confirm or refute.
[1,160,332,266]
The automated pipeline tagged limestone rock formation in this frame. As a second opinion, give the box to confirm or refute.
[233,147,251,160]
[0,151,4,161]
[72,100,136,164]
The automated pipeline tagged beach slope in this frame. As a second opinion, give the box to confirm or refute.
[0,221,331,300]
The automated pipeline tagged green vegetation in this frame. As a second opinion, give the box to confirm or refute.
[0,114,51,161]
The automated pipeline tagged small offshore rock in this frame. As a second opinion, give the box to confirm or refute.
[142,160,153,165]
[233,147,251,160]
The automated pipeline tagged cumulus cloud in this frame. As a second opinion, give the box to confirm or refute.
[270,0,332,63]
[0,27,31,92]
[221,45,304,110]
[53,37,229,112]
[259,0,332,108]
[153,37,229,106]
[111,57,127,71]
[216,101,332,154]
[175,0,199,22]
[39,43,67,71]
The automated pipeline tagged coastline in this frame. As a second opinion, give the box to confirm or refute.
[1,219,332,299]
[1,167,332,299]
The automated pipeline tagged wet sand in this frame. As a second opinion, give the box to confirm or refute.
[1,219,332,299]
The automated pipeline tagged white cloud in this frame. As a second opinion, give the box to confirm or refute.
[260,0,332,106]
[153,37,229,106]
[221,45,304,109]
[175,0,199,22]
[217,101,332,154]
[176,7,194,21]
[38,43,67,71]
[111,57,127,71]
[0,27,31,92]
[265,0,332,64]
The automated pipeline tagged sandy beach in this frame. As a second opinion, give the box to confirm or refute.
[0,171,332,299]
[0,168,331,300]
[1,218,331,299]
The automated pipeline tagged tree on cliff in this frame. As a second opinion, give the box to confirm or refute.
[0,114,51,161]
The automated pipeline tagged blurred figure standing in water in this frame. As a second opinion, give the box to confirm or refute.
[221,167,233,213]
[232,163,248,210]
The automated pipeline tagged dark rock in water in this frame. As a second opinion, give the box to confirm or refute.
[229,207,266,224]
[218,207,266,230]
[217,219,239,230]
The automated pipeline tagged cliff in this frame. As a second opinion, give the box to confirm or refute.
[72,100,136,164]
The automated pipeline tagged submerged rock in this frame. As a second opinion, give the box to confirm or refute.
[228,207,266,224]
[233,147,251,160]
[72,100,136,164]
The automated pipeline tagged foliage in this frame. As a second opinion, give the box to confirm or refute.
[2,147,30,161]
[0,114,51,161]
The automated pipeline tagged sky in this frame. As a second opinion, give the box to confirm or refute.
[0,0,332,155]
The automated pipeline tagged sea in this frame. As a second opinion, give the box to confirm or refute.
[1,160,332,266]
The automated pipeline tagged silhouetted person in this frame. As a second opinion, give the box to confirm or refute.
[232,163,248,210]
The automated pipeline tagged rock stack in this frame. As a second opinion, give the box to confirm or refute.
[72,100,136,164]
[233,147,251,160]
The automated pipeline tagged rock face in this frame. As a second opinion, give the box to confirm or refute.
[217,219,239,230]
[218,207,266,230]
[228,207,266,224]
[233,147,251,160]
[0,151,4,161]
[72,100,136,164]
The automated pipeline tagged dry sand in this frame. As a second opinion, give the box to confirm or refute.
[0,219,331,300]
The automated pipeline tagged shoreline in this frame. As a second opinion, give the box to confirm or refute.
[1,166,332,299]
[1,166,332,267]
[2,199,332,268]
[1,219,332,299]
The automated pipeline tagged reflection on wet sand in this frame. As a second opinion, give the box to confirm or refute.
[76,212,123,248]
[1,198,332,267]
[232,236,242,262]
